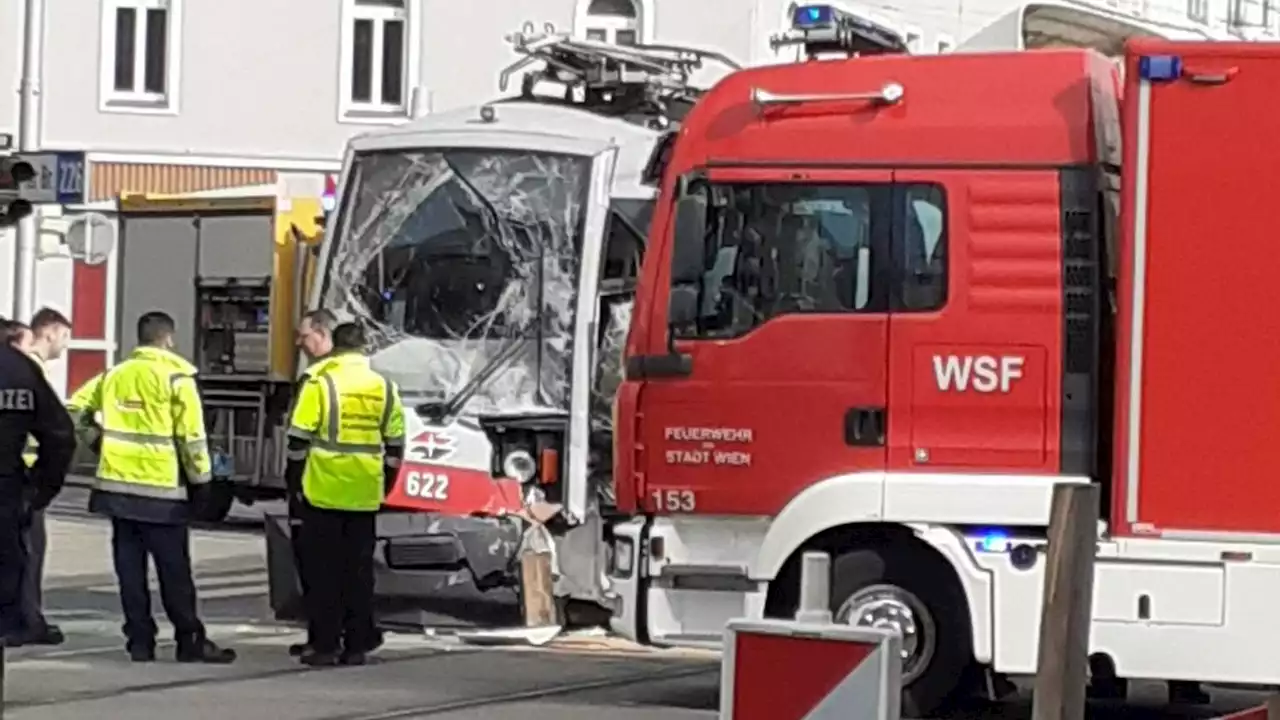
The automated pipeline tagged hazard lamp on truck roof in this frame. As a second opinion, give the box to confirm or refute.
[772,4,908,59]
[793,4,838,28]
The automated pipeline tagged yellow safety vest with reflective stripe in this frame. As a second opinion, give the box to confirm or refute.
[67,374,105,450]
[69,346,213,502]
[288,352,404,511]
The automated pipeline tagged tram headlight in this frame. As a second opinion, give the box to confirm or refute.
[502,449,537,483]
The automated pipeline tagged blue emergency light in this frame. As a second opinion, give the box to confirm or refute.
[793,4,837,29]
[1138,55,1182,82]
[976,529,1011,553]
[773,3,908,57]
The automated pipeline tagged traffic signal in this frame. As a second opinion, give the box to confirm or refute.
[0,155,35,228]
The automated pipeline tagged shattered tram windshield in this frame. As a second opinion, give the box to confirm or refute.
[323,148,590,416]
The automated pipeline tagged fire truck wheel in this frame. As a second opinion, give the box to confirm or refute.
[831,545,972,717]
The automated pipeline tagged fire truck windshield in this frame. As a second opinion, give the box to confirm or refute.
[322,147,590,417]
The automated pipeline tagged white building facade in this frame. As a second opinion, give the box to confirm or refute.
[0,0,1273,395]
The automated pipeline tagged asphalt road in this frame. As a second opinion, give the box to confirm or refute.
[3,484,1269,719]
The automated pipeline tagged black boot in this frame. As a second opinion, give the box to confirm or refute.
[23,623,65,646]
[176,638,236,664]
[288,642,310,657]
[339,649,367,666]
[299,647,341,667]
[128,644,156,662]
[6,623,66,647]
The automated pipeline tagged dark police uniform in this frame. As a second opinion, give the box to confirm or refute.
[0,345,74,643]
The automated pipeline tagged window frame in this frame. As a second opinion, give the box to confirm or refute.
[601,198,652,289]
[1187,0,1209,23]
[575,0,651,46]
[1228,0,1247,27]
[98,0,182,115]
[338,0,422,125]
[892,183,949,313]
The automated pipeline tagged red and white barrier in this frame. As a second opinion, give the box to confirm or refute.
[719,618,901,720]
[720,551,901,720]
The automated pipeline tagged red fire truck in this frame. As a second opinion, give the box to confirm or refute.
[597,25,1280,719]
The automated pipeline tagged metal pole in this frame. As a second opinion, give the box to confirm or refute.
[794,550,832,624]
[13,0,45,321]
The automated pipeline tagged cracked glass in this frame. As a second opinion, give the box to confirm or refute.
[323,148,591,416]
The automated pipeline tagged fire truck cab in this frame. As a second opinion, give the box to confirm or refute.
[606,9,1280,716]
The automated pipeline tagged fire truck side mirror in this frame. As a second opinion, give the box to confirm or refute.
[670,194,708,285]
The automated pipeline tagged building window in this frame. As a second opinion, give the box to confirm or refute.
[1187,0,1209,22]
[581,0,642,45]
[1266,0,1280,31]
[937,36,954,53]
[100,0,179,112]
[341,0,412,120]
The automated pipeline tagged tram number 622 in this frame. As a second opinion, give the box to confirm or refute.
[651,488,696,513]
[404,471,450,501]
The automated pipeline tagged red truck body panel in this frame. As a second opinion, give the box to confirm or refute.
[618,50,1118,517]
[1112,41,1280,537]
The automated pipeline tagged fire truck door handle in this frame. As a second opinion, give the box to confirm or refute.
[845,407,885,447]
[1184,66,1238,86]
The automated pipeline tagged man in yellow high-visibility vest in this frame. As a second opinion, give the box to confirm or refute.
[286,322,403,666]
[11,308,72,647]
[285,308,335,659]
[68,311,236,664]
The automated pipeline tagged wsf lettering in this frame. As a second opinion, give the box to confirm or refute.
[933,355,1024,393]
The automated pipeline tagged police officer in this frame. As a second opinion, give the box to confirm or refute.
[0,327,75,645]
[286,308,336,659]
[67,311,235,664]
[12,307,73,647]
[286,322,403,666]
[7,321,33,353]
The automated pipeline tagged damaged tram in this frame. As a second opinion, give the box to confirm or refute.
[266,26,736,624]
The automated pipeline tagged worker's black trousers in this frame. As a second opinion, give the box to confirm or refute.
[20,509,49,632]
[287,498,312,643]
[111,518,205,652]
[298,505,376,655]
[0,500,27,637]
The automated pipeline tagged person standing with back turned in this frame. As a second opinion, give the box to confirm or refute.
[286,322,404,666]
[67,311,236,663]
